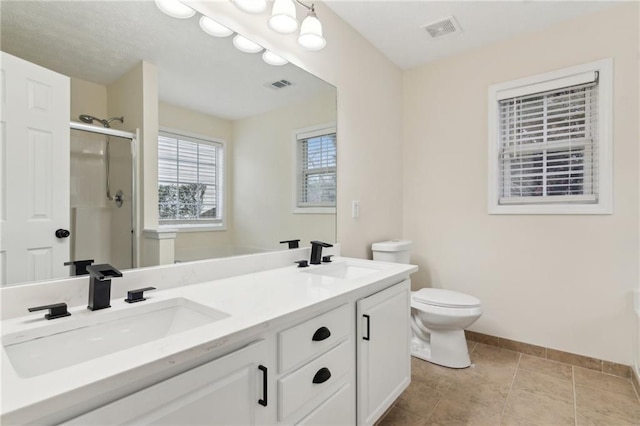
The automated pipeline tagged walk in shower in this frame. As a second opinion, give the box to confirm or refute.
[69,119,137,274]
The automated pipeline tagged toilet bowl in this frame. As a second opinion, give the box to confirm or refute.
[371,240,483,369]
[410,288,482,368]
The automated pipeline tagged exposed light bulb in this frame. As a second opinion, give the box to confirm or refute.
[233,0,267,14]
[233,35,264,53]
[262,50,288,66]
[154,0,196,19]
[199,16,233,37]
[268,0,298,34]
[297,11,326,51]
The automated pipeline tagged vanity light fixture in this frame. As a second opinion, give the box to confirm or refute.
[233,0,267,14]
[155,0,196,19]
[297,3,325,51]
[268,0,326,51]
[262,50,288,66]
[199,16,234,37]
[268,0,299,34]
[233,34,264,53]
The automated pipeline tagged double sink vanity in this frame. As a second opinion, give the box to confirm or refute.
[1,246,417,425]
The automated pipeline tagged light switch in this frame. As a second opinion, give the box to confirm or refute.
[352,200,360,218]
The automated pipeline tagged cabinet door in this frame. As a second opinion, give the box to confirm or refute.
[356,279,411,425]
[64,340,271,425]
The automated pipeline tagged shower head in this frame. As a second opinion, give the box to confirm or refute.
[106,116,124,126]
[78,115,124,128]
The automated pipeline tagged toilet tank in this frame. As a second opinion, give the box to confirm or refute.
[371,240,412,264]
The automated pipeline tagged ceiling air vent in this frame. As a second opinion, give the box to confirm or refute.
[267,79,293,89]
[421,16,462,38]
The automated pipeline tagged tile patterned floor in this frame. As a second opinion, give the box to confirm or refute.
[378,342,640,426]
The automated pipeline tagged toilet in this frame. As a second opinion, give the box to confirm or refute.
[372,240,482,368]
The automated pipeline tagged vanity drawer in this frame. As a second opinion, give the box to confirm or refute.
[278,339,351,420]
[278,303,351,372]
[296,382,355,425]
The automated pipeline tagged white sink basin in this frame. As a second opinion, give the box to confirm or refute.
[303,261,382,279]
[3,298,229,378]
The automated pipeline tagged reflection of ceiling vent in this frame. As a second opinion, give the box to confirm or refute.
[267,79,293,89]
[422,16,462,38]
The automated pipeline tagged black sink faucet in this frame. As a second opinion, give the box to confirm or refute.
[310,241,333,265]
[86,264,123,311]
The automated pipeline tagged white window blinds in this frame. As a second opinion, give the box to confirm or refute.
[158,132,223,222]
[497,72,599,205]
[296,130,337,208]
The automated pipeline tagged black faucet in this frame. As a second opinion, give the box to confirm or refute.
[86,264,123,311]
[310,241,333,265]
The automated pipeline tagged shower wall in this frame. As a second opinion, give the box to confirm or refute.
[69,77,133,271]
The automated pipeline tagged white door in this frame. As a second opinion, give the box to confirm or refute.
[357,279,411,425]
[0,51,70,285]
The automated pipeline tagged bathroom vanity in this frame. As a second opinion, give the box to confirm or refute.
[0,249,417,425]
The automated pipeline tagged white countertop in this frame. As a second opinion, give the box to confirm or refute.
[1,257,417,424]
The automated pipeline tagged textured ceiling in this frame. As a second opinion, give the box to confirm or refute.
[0,0,335,120]
[324,0,622,70]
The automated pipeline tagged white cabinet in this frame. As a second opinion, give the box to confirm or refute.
[356,279,411,425]
[64,340,273,425]
[61,279,410,426]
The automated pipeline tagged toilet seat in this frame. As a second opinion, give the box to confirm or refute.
[413,288,481,309]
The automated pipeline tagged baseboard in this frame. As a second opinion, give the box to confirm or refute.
[632,366,640,396]
[465,330,631,379]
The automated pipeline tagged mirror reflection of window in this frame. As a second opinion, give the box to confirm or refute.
[158,130,225,227]
[295,124,337,213]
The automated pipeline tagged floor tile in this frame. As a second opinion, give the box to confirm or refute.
[518,354,573,380]
[377,406,427,426]
[426,377,510,425]
[575,384,640,425]
[501,387,574,426]
[510,368,573,404]
[395,377,444,418]
[574,366,639,399]
[456,344,520,385]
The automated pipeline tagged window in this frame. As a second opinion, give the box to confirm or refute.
[295,124,337,213]
[158,130,224,227]
[488,59,612,214]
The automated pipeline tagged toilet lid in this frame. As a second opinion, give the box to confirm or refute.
[413,288,481,308]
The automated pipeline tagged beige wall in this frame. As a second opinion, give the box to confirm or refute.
[107,61,159,266]
[70,78,107,121]
[232,91,337,250]
[188,0,404,259]
[402,4,639,364]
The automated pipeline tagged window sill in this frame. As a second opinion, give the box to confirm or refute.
[159,223,227,233]
[293,207,336,215]
[488,203,612,215]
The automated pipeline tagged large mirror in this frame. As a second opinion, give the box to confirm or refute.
[0,0,337,286]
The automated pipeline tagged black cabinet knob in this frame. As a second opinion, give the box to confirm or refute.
[55,229,70,238]
[312,326,331,341]
[312,367,332,384]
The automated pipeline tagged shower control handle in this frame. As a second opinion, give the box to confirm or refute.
[55,229,70,239]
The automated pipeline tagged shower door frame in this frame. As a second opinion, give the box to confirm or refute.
[69,121,139,269]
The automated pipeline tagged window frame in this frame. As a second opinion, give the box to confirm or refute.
[157,127,226,231]
[292,122,337,215]
[487,58,613,215]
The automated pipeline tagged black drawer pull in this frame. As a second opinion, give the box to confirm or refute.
[363,314,370,341]
[312,326,331,341]
[258,365,268,407]
[312,367,332,384]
